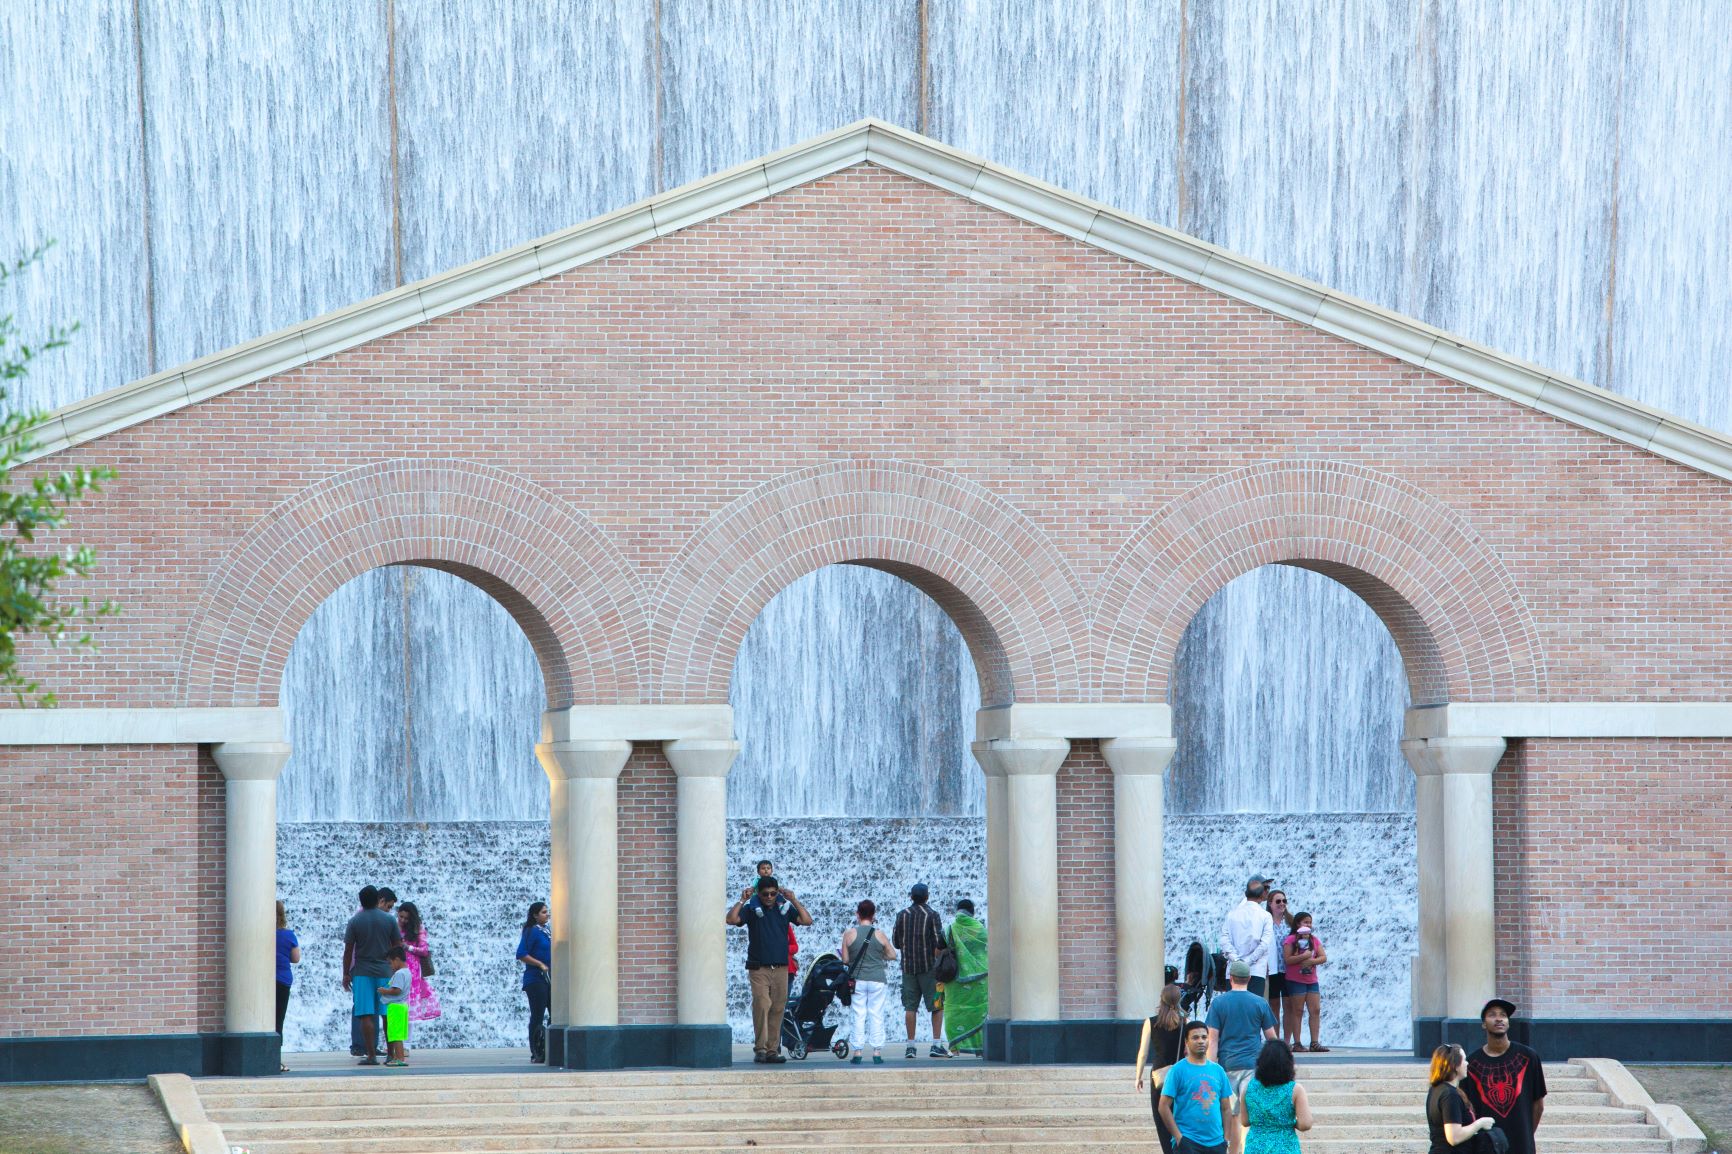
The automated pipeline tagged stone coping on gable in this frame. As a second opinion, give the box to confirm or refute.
[22,121,1732,487]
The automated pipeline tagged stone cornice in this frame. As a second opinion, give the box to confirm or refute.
[0,707,284,744]
[1405,702,1732,739]
[26,120,1732,484]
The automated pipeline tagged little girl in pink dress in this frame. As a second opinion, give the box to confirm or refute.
[396,902,443,1022]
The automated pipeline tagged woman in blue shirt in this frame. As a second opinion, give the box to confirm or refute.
[516,902,553,1063]
[275,900,301,1073]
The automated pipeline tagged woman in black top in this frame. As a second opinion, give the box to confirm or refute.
[1134,983,1186,1150]
[1427,1043,1496,1151]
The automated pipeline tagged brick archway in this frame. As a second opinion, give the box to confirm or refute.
[1095,460,1547,704]
[177,459,647,708]
[652,460,1088,706]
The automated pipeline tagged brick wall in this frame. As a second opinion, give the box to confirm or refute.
[0,746,214,1037]
[8,164,1729,710]
[617,744,677,1025]
[1057,740,1117,1018]
[1496,738,1732,1016]
[5,162,1732,1035]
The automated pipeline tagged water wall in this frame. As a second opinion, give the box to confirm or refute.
[281,813,1413,1052]
[7,2,1728,1051]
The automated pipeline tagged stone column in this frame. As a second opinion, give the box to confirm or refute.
[1431,737,1506,1020]
[975,737,1069,1021]
[663,739,739,1026]
[1404,735,1506,1021]
[536,740,633,1026]
[211,741,291,1036]
[1401,739,1449,1019]
[971,747,1014,1020]
[1102,737,1177,1020]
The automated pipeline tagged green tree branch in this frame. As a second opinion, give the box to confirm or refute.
[0,239,117,706]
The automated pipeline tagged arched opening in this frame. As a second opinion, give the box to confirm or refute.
[274,564,551,1057]
[723,562,991,1055]
[1167,562,1418,1049]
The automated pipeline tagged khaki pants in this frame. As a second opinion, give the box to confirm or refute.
[749,967,789,1055]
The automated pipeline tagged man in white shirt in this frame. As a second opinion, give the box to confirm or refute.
[1218,874,1276,997]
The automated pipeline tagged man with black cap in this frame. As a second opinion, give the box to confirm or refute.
[726,874,812,1063]
[893,882,948,1058]
[1219,874,1277,997]
[1463,997,1547,1154]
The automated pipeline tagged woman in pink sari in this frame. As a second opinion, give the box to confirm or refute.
[396,902,443,1023]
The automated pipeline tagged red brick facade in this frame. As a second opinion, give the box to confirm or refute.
[1496,739,1732,1016]
[6,163,1731,1037]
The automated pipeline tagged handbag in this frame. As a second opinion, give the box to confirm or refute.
[420,947,435,978]
[934,947,959,983]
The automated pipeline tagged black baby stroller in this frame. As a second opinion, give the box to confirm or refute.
[780,952,855,1060]
[1178,940,1218,1020]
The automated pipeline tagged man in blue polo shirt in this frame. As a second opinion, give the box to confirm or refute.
[1161,1020,1234,1153]
[726,874,813,1063]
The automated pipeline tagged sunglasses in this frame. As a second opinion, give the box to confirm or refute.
[1270,899,1287,905]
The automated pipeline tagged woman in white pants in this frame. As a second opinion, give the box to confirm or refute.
[840,900,897,1064]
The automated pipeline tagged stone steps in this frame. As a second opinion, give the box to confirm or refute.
[194,1061,1672,1154]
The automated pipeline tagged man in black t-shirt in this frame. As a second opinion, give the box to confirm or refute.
[726,875,812,1063]
[1463,998,1547,1154]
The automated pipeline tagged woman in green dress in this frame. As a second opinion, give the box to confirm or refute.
[1237,1038,1313,1153]
[942,898,988,1055]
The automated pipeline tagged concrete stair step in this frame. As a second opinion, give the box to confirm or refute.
[197,1073,1599,1106]
[198,1063,1652,1154]
[206,1101,1645,1127]
[216,1115,1658,1144]
[226,1129,1662,1150]
[206,1081,1621,1108]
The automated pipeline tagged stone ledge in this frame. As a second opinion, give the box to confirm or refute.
[0,707,285,745]
[1575,1057,1708,1154]
[1404,702,1732,739]
[148,1073,229,1154]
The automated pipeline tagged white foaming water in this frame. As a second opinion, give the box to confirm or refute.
[280,814,1415,1052]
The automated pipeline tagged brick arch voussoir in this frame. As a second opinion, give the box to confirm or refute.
[653,461,1089,706]
[177,460,647,710]
[1096,460,1546,705]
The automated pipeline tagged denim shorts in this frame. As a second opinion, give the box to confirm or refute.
[1285,979,1320,996]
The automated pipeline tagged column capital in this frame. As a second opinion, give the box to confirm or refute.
[1101,736,1178,777]
[1402,736,1506,777]
[663,739,740,779]
[971,737,1069,778]
[536,740,632,781]
[211,741,291,782]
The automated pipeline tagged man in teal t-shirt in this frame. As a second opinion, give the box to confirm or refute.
[1160,1020,1233,1154]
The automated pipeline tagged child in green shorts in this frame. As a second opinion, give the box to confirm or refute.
[380,945,412,1067]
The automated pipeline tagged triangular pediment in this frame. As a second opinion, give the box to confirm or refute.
[32,120,1732,482]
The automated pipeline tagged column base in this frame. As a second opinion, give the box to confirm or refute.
[0,1032,280,1082]
[997,1019,1143,1064]
[1413,1017,1732,1062]
[554,1025,732,1069]
[983,1018,1007,1061]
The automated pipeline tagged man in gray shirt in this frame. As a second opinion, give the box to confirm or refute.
[342,884,403,1066]
[1206,959,1278,1154]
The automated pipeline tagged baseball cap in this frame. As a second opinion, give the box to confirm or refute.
[1228,960,1252,980]
[1480,997,1518,1020]
[1247,874,1275,888]
[910,883,929,899]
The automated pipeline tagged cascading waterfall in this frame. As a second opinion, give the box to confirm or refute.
[8,1,1729,1051]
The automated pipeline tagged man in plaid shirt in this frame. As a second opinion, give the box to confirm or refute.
[893,883,949,1058]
